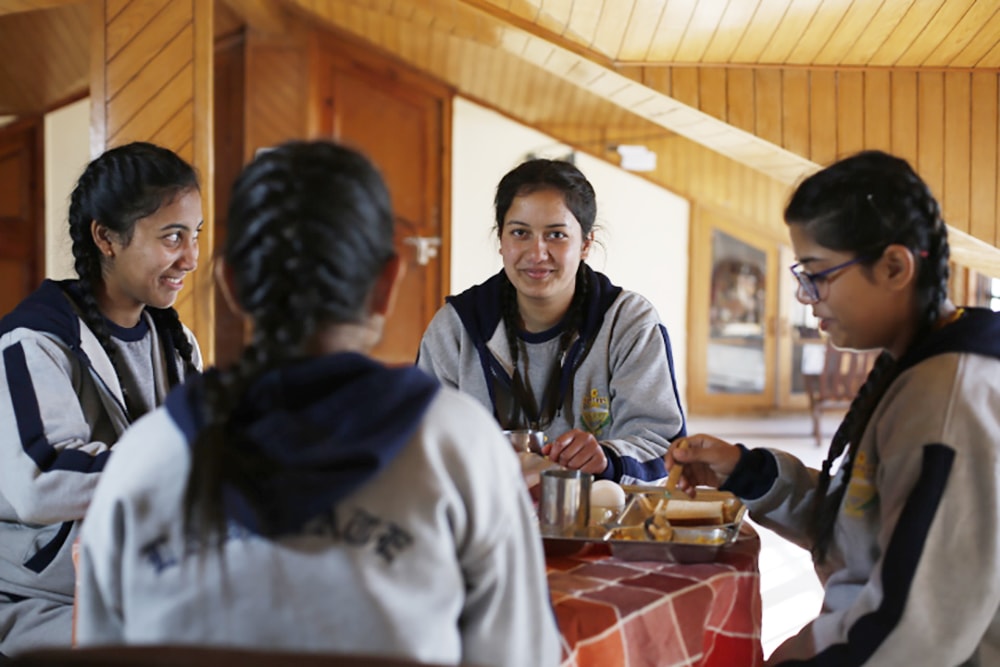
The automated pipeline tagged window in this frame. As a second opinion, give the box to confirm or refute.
[974,274,1000,311]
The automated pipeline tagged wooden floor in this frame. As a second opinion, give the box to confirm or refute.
[687,411,844,658]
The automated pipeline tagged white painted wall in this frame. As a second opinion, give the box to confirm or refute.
[450,97,690,405]
[44,97,90,280]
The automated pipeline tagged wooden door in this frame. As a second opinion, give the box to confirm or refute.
[687,207,779,414]
[0,118,43,319]
[313,49,448,365]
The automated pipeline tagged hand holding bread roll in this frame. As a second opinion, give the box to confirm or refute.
[665,439,687,493]
[666,434,743,494]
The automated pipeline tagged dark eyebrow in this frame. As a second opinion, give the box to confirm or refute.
[506,220,569,229]
[160,221,204,232]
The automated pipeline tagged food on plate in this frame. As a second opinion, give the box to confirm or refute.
[643,512,673,542]
[606,525,647,541]
[663,499,725,526]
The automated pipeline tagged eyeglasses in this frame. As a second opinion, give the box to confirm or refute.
[789,256,869,304]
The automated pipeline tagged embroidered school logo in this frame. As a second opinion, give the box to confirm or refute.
[580,388,610,436]
[843,451,878,517]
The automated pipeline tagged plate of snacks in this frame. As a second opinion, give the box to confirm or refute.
[603,488,747,563]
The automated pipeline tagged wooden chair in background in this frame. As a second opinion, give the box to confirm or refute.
[802,341,880,447]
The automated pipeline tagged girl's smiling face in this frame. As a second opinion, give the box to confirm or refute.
[499,188,592,320]
[95,188,203,327]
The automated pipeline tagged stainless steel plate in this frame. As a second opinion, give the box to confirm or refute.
[541,488,747,563]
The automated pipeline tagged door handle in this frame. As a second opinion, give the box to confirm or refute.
[403,236,441,266]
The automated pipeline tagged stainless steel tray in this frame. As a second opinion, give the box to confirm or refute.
[542,488,746,563]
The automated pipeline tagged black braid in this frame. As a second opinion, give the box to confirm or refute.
[789,150,952,564]
[810,352,894,562]
[185,141,395,538]
[67,174,141,419]
[499,263,590,429]
[148,308,198,378]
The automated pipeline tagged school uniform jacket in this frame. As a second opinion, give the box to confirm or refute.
[0,280,199,626]
[417,266,686,484]
[77,353,561,667]
[723,308,1000,666]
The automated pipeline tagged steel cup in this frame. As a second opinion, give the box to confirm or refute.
[539,469,592,537]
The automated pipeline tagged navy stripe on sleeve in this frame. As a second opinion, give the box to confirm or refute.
[4,343,109,473]
[23,521,73,573]
[658,324,686,439]
[779,443,955,666]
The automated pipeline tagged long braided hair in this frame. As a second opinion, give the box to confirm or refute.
[184,140,396,537]
[785,150,950,564]
[493,158,597,429]
[68,141,200,418]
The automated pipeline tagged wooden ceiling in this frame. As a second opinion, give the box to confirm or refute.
[475,0,1000,68]
[1,0,999,271]
[3,1,996,142]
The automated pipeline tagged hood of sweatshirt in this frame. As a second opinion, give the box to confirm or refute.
[898,306,1000,372]
[0,279,82,348]
[166,352,439,535]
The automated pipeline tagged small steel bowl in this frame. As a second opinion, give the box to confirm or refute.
[502,429,545,455]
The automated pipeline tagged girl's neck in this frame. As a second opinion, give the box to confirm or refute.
[517,293,572,333]
[304,318,383,357]
[887,299,959,359]
[94,283,144,328]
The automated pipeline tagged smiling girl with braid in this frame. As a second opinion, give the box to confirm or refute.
[0,141,202,655]
[75,141,559,666]
[668,150,1000,666]
[418,158,685,484]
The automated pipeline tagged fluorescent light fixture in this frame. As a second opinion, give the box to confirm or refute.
[615,144,657,172]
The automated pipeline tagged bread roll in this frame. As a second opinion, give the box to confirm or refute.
[664,499,725,526]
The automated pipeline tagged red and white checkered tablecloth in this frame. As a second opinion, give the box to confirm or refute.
[546,524,763,667]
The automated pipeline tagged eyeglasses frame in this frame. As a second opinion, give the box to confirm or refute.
[788,255,872,304]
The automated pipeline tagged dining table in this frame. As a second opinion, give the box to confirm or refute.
[545,523,764,667]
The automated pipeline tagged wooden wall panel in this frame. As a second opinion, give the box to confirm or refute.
[969,72,997,244]
[890,71,917,160]
[944,72,971,233]
[627,64,1000,271]
[91,0,215,363]
[243,30,309,158]
[810,70,837,165]
[836,71,865,158]
[782,69,810,158]
[863,70,891,153]
[917,72,945,202]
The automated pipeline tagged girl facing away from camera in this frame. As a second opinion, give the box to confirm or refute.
[76,140,560,666]
[418,158,685,485]
[0,141,202,656]
[669,150,1000,666]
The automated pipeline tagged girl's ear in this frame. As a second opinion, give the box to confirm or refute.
[91,221,116,258]
[581,232,595,260]
[880,244,917,292]
[214,257,246,319]
[371,254,404,317]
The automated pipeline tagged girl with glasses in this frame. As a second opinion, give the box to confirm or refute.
[668,150,1000,665]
